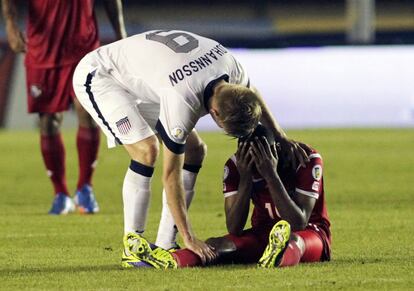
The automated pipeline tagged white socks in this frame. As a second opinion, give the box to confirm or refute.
[155,168,198,249]
[123,160,154,234]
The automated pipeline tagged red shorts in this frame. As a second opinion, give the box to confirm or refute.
[223,224,331,264]
[26,64,77,113]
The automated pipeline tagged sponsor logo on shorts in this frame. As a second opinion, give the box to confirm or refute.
[30,85,42,98]
[312,165,322,181]
[116,116,132,135]
[171,127,185,141]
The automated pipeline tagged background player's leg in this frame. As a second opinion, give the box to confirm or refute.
[39,113,67,195]
[73,98,100,213]
[123,135,159,234]
[39,113,73,214]
[74,98,100,191]
[155,130,206,249]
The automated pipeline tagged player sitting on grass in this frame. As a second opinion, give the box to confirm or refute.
[126,124,331,269]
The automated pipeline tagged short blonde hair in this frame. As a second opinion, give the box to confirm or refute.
[215,85,262,138]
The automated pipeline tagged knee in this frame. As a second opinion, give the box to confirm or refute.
[39,113,63,135]
[185,140,207,165]
[198,141,208,160]
[143,141,159,165]
[126,136,159,166]
[206,237,236,254]
[137,139,159,166]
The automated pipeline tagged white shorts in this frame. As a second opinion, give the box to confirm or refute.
[73,55,159,148]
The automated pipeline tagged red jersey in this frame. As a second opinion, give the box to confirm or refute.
[223,150,331,240]
[25,0,100,68]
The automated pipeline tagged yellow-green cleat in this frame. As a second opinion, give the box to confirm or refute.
[121,232,177,269]
[258,220,291,268]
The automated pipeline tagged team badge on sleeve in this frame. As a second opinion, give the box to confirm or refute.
[116,116,132,135]
[312,165,322,181]
[171,127,185,142]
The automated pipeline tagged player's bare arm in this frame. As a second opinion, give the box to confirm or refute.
[251,86,310,168]
[2,0,26,52]
[250,137,316,231]
[224,142,253,235]
[162,144,217,264]
[102,0,127,39]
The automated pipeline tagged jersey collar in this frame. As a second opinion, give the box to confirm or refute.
[203,74,229,112]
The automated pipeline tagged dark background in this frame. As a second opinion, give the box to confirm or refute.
[1,0,414,47]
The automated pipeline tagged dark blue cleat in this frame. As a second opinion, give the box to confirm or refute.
[48,193,75,215]
[74,184,99,214]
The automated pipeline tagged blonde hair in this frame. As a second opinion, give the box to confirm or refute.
[215,85,262,138]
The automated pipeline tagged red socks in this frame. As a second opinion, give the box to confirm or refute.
[172,249,202,268]
[40,134,69,195]
[40,127,99,195]
[279,240,302,267]
[76,126,100,190]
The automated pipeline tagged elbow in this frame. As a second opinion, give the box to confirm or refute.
[291,222,307,232]
[162,173,170,186]
[289,218,307,232]
[284,213,308,232]
[162,172,180,197]
[162,167,177,186]
[228,229,243,237]
[226,223,243,236]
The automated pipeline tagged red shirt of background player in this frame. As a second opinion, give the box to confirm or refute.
[223,149,331,260]
[25,0,100,68]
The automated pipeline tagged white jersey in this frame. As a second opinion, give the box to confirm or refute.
[75,30,250,153]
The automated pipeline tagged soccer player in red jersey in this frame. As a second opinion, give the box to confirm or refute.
[127,124,331,269]
[2,0,127,214]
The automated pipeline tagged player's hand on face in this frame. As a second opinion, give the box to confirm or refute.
[278,138,310,169]
[236,141,254,180]
[250,137,278,180]
[183,236,217,265]
[6,24,26,53]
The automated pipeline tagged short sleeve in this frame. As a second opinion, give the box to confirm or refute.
[295,152,323,199]
[156,89,200,154]
[223,156,240,198]
[228,55,250,88]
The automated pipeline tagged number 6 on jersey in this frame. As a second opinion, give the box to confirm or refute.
[146,30,199,53]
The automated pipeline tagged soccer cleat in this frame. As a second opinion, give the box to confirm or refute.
[74,184,99,214]
[258,220,291,268]
[167,243,181,253]
[48,193,75,215]
[121,232,177,269]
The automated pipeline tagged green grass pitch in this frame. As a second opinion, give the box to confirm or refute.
[0,128,413,290]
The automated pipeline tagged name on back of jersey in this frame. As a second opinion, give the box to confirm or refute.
[169,44,228,87]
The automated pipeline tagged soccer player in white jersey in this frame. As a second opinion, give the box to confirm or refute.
[73,30,309,267]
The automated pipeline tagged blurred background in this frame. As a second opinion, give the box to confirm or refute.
[1,0,414,130]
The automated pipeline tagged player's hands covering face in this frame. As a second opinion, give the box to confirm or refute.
[278,138,310,169]
[236,141,254,180]
[250,137,278,180]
